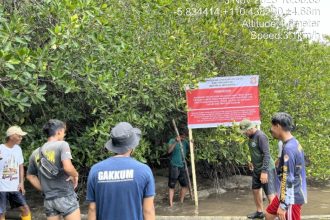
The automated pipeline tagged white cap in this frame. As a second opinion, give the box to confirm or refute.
[6,126,27,137]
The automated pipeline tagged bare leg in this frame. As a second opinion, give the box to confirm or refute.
[64,208,80,220]
[169,188,175,207]
[265,211,277,220]
[179,187,188,203]
[252,188,263,212]
[47,216,61,220]
[267,194,275,204]
[0,214,5,220]
[19,205,31,220]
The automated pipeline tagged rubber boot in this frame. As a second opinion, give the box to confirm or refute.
[21,212,31,220]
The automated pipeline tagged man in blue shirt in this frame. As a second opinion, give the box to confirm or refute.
[86,122,155,220]
[266,113,307,220]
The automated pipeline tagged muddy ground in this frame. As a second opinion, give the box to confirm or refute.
[5,175,330,219]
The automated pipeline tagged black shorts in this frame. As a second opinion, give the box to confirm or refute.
[252,169,276,196]
[168,165,188,189]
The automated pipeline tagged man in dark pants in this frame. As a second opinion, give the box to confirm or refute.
[240,119,276,219]
[167,131,189,207]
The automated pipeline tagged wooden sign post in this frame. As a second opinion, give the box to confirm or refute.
[189,128,199,207]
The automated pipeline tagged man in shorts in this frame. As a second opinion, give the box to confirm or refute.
[266,112,307,220]
[240,119,276,219]
[26,119,80,220]
[167,130,189,207]
[0,126,31,220]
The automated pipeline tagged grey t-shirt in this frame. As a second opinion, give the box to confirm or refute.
[27,141,75,200]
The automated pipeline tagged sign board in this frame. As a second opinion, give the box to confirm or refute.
[186,75,260,128]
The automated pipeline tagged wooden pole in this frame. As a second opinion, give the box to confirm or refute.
[172,119,193,200]
[189,128,199,207]
[184,85,199,207]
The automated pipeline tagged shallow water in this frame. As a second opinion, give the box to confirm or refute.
[5,182,330,219]
[156,187,330,216]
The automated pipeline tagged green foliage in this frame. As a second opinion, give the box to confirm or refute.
[195,125,246,164]
[0,0,329,180]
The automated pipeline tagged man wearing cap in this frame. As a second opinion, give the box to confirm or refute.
[86,122,155,220]
[0,126,31,220]
[240,119,276,219]
[266,112,307,220]
[26,119,80,220]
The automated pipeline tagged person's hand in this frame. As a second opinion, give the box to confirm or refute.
[66,176,79,189]
[175,136,181,142]
[275,159,280,168]
[260,172,268,184]
[248,162,254,171]
[18,183,26,195]
[277,206,287,220]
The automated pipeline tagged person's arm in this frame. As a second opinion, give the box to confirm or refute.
[278,141,283,158]
[26,153,42,191]
[279,147,295,210]
[62,159,79,177]
[18,164,26,194]
[87,202,97,220]
[275,141,283,168]
[143,197,155,220]
[62,159,79,188]
[168,138,178,154]
[26,174,42,191]
[86,167,96,219]
[259,134,271,173]
[258,134,271,183]
[143,166,155,220]
[60,142,79,188]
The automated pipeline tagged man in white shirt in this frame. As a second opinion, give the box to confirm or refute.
[0,126,31,220]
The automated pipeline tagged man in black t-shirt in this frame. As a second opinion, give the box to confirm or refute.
[240,119,276,219]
